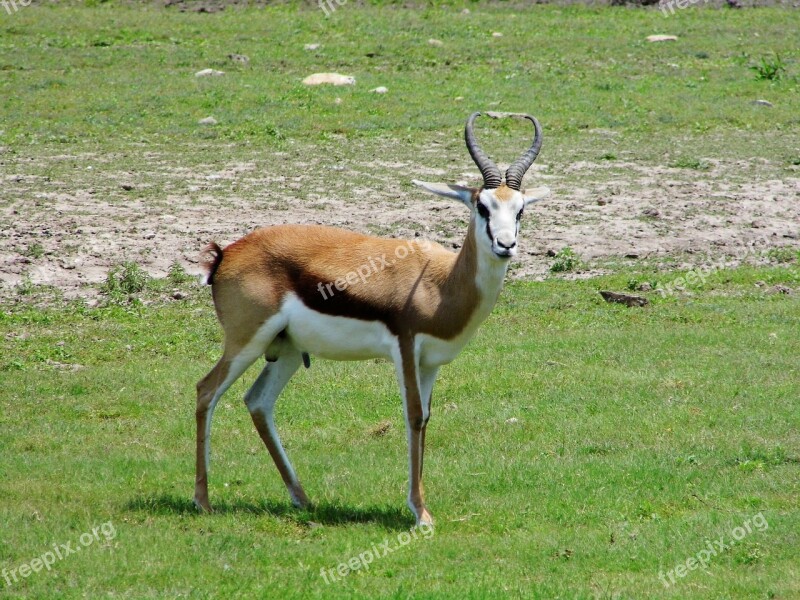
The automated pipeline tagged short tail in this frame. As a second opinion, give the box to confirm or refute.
[200,242,223,285]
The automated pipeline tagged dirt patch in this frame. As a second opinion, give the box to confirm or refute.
[2,146,799,302]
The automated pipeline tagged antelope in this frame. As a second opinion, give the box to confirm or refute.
[194,112,549,525]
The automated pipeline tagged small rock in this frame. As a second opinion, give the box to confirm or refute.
[642,208,660,218]
[486,111,523,119]
[751,99,773,107]
[461,7,470,13]
[492,32,503,38]
[505,417,519,425]
[638,282,653,291]
[302,73,355,86]
[334,97,343,105]
[304,43,320,51]
[228,53,249,65]
[751,219,766,229]
[198,116,218,126]
[597,199,609,206]
[143,232,156,240]
[454,96,464,101]
[647,35,678,42]
[770,285,792,295]
[754,280,766,288]
[172,291,188,300]
[625,253,639,259]
[599,291,649,307]
[370,86,388,94]
[428,38,444,47]
[195,68,225,77]
[783,231,799,240]
[121,183,134,191]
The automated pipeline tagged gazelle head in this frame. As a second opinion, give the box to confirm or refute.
[414,112,550,260]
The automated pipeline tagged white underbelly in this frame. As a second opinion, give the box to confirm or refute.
[417,332,471,367]
[282,294,396,361]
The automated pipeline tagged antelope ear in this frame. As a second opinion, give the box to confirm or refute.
[523,186,550,206]
[413,180,475,209]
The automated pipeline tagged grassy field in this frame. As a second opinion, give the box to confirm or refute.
[2,267,799,598]
[2,3,800,599]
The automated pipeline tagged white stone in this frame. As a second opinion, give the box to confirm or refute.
[302,73,356,86]
[195,68,225,77]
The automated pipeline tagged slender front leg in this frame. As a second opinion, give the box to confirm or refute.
[394,337,434,526]
[418,365,439,479]
[243,350,309,508]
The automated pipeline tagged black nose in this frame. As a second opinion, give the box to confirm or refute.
[496,239,516,249]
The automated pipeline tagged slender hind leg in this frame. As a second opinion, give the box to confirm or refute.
[244,349,309,508]
[194,317,287,512]
[195,355,242,512]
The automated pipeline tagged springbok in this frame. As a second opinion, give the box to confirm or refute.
[194,112,549,525]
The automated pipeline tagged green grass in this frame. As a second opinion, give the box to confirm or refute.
[1,2,798,168]
[2,3,800,598]
[1,266,799,599]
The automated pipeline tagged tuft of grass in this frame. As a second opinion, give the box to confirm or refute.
[751,53,786,81]
[23,243,45,259]
[670,157,712,170]
[766,247,800,264]
[167,261,194,285]
[550,246,582,273]
[15,273,35,296]
[101,261,150,298]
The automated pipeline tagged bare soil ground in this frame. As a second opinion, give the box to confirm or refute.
[3,139,798,302]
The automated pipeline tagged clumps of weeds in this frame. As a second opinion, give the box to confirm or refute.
[751,53,785,81]
[23,243,45,259]
[627,277,659,292]
[550,247,583,273]
[101,261,150,302]
[167,261,194,285]
[765,248,800,264]
[16,273,35,296]
[670,157,711,170]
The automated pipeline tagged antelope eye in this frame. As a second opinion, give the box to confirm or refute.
[477,203,490,220]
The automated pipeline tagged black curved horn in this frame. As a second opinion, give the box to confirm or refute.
[465,112,502,189]
[504,114,543,191]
